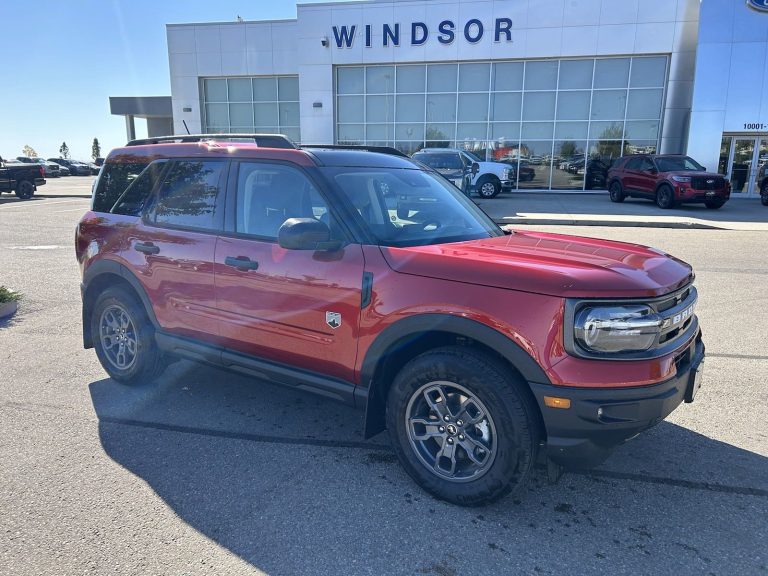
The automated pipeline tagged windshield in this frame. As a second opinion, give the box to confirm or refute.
[462,151,484,163]
[324,166,502,248]
[655,156,705,172]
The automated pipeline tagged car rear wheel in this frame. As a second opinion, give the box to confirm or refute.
[656,184,676,209]
[91,287,166,385]
[476,177,501,199]
[761,183,768,206]
[386,346,539,506]
[609,181,625,203]
[15,180,34,200]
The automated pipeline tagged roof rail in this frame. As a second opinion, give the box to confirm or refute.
[126,133,297,149]
[300,144,409,158]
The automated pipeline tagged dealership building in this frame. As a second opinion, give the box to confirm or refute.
[155,0,768,196]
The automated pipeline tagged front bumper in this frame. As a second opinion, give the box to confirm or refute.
[530,331,704,469]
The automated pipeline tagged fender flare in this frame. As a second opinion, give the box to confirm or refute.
[81,259,159,347]
[355,314,551,438]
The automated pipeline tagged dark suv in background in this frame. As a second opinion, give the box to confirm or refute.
[608,154,730,209]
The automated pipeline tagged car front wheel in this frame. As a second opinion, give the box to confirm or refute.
[609,181,625,202]
[476,177,501,199]
[91,287,166,385]
[762,183,768,206]
[386,347,539,506]
[656,184,676,209]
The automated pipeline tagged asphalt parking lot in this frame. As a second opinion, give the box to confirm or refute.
[1,178,766,575]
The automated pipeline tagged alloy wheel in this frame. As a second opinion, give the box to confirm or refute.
[405,381,497,483]
[98,304,138,371]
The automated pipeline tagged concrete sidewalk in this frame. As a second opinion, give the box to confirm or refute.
[478,192,768,231]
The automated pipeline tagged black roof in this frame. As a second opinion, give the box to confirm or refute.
[306,148,419,169]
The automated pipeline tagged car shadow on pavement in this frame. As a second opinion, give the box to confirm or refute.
[89,360,768,575]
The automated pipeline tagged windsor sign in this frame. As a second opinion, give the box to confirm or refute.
[331,18,513,48]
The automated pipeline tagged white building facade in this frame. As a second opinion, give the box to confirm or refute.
[165,0,768,196]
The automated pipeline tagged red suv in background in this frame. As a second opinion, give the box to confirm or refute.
[608,154,730,209]
[76,138,705,505]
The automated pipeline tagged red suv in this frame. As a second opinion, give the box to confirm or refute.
[76,139,705,505]
[608,154,730,209]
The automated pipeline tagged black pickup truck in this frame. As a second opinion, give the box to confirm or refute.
[0,156,46,199]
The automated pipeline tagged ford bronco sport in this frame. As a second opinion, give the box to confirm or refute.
[76,138,705,506]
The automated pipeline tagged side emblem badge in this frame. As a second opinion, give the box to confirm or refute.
[326,311,342,329]
[748,0,768,12]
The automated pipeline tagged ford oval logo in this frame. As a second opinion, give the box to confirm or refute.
[748,0,768,11]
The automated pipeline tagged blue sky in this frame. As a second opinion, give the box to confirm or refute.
[0,0,344,162]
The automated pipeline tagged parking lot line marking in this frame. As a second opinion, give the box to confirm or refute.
[0,199,87,210]
[7,245,63,250]
[54,208,89,213]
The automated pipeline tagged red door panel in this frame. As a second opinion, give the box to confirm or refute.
[214,236,365,382]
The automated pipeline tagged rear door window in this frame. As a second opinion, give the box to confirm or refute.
[148,160,227,232]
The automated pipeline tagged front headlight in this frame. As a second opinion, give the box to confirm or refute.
[502,168,511,180]
[671,175,692,183]
[574,305,662,354]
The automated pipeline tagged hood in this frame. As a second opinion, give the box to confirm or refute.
[380,231,693,298]
[662,170,722,178]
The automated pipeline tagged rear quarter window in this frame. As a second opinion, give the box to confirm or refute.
[92,160,150,212]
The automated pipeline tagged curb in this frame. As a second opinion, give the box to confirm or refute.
[494,218,722,230]
[0,300,18,320]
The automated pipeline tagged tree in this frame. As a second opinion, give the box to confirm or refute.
[91,138,101,161]
[559,141,577,158]
[22,145,37,158]
[59,142,70,159]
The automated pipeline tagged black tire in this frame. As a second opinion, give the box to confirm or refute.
[15,180,35,200]
[704,199,725,209]
[609,181,625,203]
[761,183,768,206]
[476,176,501,199]
[386,346,539,506]
[91,286,166,385]
[656,184,676,209]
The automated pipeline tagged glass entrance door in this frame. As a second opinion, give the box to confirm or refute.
[722,136,768,197]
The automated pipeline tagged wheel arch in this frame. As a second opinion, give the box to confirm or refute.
[81,260,159,348]
[357,314,550,439]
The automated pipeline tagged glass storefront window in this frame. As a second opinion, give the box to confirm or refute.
[459,63,491,92]
[367,66,395,94]
[337,67,364,94]
[630,57,667,88]
[594,58,630,89]
[552,140,587,190]
[427,64,457,92]
[228,79,252,102]
[523,92,556,121]
[627,89,663,120]
[556,91,590,121]
[427,94,457,123]
[397,65,425,93]
[334,56,667,190]
[591,90,627,120]
[492,62,523,91]
[491,92,521,121]
[718,136,732,175]
[559,60,593,89]
[524,61,558,91]
[203,75,300,137]
[367,95,394,123]
[252,78,277,101]
[458,93,489,122]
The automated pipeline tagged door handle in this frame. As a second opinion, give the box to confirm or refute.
[134,242,160,255]
[225,256,259,271]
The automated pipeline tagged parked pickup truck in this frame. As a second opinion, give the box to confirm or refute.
[0,156,46,199]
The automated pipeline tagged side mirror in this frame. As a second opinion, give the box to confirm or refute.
[471,162,480,176]
[647,167,658,175]
[278,218,340,251]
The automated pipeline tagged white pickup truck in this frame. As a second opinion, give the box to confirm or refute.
[412,148,515,198]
